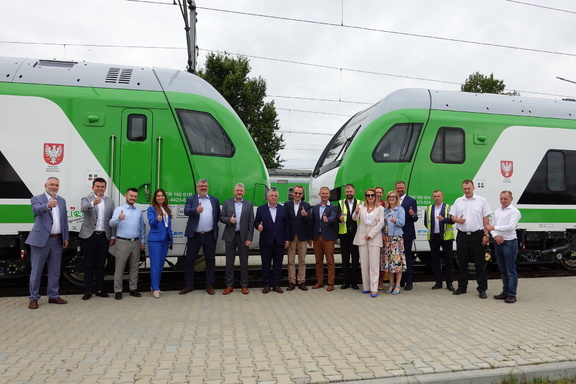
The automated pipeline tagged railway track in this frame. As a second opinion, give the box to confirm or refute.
[2,262,575,298]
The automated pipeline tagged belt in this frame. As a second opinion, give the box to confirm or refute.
[462,230,483,235]
[49,233,61,238]
[117,237,139,241]
[94,231,106,235]
[196,230,213,235]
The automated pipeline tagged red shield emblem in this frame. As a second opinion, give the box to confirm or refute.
[44,143,64,165]
[500,160,513,178]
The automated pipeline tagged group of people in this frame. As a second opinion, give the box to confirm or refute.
[26,176,521,309]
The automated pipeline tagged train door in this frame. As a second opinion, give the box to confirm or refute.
[119,109,154,204]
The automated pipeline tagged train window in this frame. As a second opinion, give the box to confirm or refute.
[177,110,235,157]
[547,151,566,191]
[314,105,374,175]
[127,114,147,141]
[430,127,465,163]
[0,151,32,198]
[372,123,422,162]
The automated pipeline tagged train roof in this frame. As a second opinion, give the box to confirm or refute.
[0,56,233,112]
[365,88,576,126]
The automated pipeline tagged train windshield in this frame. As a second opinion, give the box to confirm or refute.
[177,109,235,157]
[313,106,375,176]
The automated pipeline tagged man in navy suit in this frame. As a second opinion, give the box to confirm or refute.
[311,186,339,291]
[180,178,221,296]
[396,181,418,291]
[284,185,311,291]
[255,189,290,294]
[424,190,455,291]
[26,177,70,309]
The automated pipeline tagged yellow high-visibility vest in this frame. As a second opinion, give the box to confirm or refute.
[426,204,455,240]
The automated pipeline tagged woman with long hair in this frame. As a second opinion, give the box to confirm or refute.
[147,189,173,298]
[352,188,385,297]
[382,190,406,295]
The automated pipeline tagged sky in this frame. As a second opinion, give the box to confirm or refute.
[2,0,576,170]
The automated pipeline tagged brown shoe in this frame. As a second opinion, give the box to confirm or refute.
[241,287,249,294]
[287,283,296,291]
[262,286,270,294]
[327,285,335,292]
[298,283,308,291]
[273,286,284,293]
[179,286,194,295]
[312,283,324,289]
[206,286,215,295]
[48,297,68,304]
[223,287,233,295]
[28,299,39,309]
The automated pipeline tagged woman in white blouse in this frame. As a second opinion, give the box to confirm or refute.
[352,188,385,297]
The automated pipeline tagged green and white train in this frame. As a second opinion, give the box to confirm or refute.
[0,56,269,283]
[310,88,576,270]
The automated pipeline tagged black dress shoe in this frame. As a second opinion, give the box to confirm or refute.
[48,297,68,304]
[206,286,215,295]
[340,283,350,289]
[351,284,359,290]
[298,283,308,291]
[493,292,507,300]
[95,291,109,298]
[453,288,467,295]
[82,293,92,300]
[447,283,455,291]
[262,286,270,294]
[130,290,141,297]
[505,295,517,303]
[115,292,122,300]
[479,291,487,299]
[431,283,442,290]
[404,283,413,291]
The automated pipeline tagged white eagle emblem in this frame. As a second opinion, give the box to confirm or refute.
[44,143,64,165]
[500,160,513,178]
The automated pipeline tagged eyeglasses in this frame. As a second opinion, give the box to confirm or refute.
[388,196,397,199]
[293,192,303,195]
[365,194,375,197]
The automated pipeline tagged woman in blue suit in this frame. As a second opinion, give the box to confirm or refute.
[147,189,173,298]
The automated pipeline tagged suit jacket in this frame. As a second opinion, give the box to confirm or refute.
[146,206,173,243]
[400,195,419,241]
[220,198,254,243]
[254,204,290,247]
[184,194,220,241]
[352,205,385,247]
[79,194,116,240]
[284,200,311,241]
[424,203,454,239]
[25,193,70,247]
[311,203,339,241]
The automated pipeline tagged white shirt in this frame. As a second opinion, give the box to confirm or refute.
[45,192,61,235]
[433,204,441,234]
[490,204,521,241]
[197,195,214,232]
[449,194,491,232]
[92,194,106,231]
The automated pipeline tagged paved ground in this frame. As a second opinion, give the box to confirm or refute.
[1,276,576,384]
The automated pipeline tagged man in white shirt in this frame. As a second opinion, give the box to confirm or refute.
[450,180,492,299]
[485,190,521,303]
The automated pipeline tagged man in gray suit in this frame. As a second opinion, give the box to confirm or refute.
[220,183,254,295]
[79,177,116,300]
[26,177,70,309]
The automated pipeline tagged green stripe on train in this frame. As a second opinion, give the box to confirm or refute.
[0,205,33,223]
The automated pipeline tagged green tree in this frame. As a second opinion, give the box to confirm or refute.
[461,72,519,95]
[198,52,285,168]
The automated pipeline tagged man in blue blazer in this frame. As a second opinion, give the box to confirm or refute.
[26,177,70,309]
[424,190,455,291]
[255,189,290,293]
[396,181,419,291]
[284,185,311,291]
[180,178,221,295]
[311,186,339,291]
